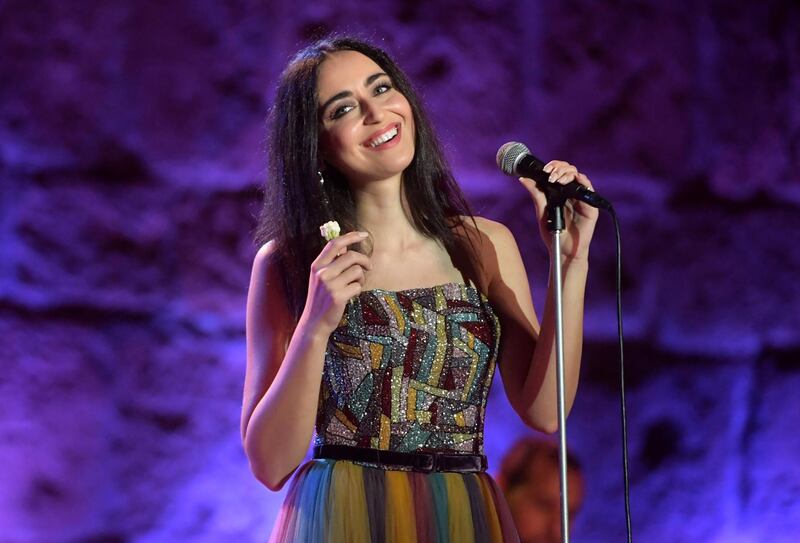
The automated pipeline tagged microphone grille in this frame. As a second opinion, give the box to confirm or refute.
[496,141,529,175]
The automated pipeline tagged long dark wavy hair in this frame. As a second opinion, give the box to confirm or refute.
[254,36,478,321]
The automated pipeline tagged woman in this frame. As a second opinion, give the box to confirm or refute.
[241,36,598,542]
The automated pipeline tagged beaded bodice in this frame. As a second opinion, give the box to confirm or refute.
[314,282,501,455]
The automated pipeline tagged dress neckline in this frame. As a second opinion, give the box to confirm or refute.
[359,281,487,300]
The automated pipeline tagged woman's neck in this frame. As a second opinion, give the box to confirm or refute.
[352,176,428,253]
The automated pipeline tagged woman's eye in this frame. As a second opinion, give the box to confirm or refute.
[330,104,355,120]
[374,82,393,95]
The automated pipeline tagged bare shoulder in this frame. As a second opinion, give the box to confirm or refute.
[253,240,278,275]
[473,216,515,243]
[452,215,520,288]
[249,240,291,323]
[454,215,515,244]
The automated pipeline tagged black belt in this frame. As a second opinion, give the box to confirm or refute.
[313,444,488,473]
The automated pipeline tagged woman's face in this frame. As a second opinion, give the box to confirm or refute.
[316,50,416,186]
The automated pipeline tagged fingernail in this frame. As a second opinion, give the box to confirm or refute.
[358,231,369,238]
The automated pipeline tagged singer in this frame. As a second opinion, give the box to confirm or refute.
[241,36,598,543]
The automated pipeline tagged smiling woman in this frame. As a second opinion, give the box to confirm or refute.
[242,36,598,543]
[316,50,416,185]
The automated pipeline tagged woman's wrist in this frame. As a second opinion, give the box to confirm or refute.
[295,314,334,347]
[562,253,589,267]
[547,248,590,268]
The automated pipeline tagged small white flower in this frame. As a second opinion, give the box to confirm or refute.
[319,220,341,241]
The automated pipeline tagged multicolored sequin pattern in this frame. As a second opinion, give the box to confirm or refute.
[315,282,501,455]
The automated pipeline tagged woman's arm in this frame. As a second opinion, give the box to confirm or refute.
[241,233,370,490]
[484,220,588,433]
[240,241,328,491]
[480,161,598,433]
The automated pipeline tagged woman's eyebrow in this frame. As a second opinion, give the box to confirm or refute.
[364,71,388,86]
[319,72,389,113]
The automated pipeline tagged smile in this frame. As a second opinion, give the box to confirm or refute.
[365,125,400,148]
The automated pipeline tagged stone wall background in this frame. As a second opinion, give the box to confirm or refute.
[1,1,799,542]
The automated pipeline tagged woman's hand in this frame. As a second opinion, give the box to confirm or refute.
[302,231,372,334]
[518,161,599,261]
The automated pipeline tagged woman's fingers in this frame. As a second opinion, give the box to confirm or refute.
[324,250,372,279]
[518,176,548,220]
[316,231,369,268]
[543,160,569,175]
[576,172,593,190]
[336,263,367,288]
[306,231,372,332]
[546,161,578,185]
[520,161,599,228]
[311,232,371,298]
[519,165,578,219]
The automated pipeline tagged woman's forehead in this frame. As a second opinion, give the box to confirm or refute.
[317,50,384,98]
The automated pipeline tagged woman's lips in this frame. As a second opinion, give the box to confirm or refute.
[363,123,401,150]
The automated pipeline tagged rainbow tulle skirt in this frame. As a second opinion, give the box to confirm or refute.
[269,459,519,542]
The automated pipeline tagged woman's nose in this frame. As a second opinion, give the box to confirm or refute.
[362,99,384,123]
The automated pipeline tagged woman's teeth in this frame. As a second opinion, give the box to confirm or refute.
[368,126,398,147]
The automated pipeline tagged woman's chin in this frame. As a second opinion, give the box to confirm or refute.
[350,160,415,185]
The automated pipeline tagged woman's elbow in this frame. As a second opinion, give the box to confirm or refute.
[524,416,560,435]
[515,404,560,435]
[243,436,294,491]
[536,420,561,435]
[246,451,298,491]
[250,461,291,492]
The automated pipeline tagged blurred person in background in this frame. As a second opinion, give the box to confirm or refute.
[498,437,586,543]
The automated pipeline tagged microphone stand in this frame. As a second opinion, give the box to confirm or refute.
[544,188,571,543]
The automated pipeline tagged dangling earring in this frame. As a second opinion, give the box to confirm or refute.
[318,169,333,218]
